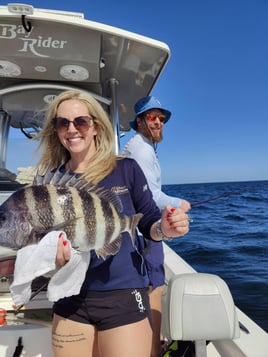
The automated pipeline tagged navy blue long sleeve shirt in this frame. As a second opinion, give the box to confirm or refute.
[81,157,162,291]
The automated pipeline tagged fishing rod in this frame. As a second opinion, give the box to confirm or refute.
[185,189,247,223]
[191,190,244,207]
[14,280,50,314]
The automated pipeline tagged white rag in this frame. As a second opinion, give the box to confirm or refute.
[10,231,90,306]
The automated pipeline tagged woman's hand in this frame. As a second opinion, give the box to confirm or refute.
[151,205,190,241]
[56,232,71,267]
[161,205,190,238]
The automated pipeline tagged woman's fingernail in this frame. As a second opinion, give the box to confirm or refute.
[170,208,175,213]
[63,241,68,246]
[59,232,64,239]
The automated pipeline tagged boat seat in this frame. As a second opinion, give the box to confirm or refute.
[161,273,240,357]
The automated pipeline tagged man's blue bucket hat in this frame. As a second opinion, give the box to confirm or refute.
[129,96,172,130]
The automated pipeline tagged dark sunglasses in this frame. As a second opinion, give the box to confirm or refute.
[52,116,94,132]
[144,113,166,123]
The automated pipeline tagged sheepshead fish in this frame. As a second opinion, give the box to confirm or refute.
[0,169,143,259]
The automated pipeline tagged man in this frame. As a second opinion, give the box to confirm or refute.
[122,96,191,357]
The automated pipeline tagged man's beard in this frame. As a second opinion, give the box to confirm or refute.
[151,130,163,143]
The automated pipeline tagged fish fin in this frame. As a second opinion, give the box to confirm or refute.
[95,237,122,260]
[34,168,79,185]
[129,213,143,246]
[34,169,55,185]
[34,168,123,213]
[94,187,123,213]
[41,218,82,237]
[26,226,64,244]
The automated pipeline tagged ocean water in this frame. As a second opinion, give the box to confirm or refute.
[163,180,268,332]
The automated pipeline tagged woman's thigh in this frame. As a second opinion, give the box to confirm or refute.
[52,313,99,357]
[98,318,152,357]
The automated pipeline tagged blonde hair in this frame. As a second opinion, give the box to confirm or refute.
[36,90,117,184]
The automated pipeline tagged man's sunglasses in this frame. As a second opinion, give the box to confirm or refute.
[52,116,94,132]
[144,113,166,123]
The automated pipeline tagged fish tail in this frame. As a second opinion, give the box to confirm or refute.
[129,213,143,246]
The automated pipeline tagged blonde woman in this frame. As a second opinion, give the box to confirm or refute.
[36,90,189,357]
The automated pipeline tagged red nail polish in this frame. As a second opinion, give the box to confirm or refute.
[59,232,64,239]
[170,208,175,213]
[63,241,67,246]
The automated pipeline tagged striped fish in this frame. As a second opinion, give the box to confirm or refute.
[0,169,143,259]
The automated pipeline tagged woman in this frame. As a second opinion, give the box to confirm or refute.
[36,90,189,357]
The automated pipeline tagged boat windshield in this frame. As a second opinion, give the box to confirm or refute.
[7,127,39,176]
[0,126,40,192]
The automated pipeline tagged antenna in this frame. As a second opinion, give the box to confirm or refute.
[7,3,34,33]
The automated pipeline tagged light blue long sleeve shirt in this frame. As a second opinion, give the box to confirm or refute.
[122,133,182,210]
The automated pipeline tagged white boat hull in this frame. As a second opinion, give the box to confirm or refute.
[0,324,52,357]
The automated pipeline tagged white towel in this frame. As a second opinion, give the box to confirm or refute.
[10,231,90,306]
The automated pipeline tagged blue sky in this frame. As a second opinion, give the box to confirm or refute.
[3,0,268,184]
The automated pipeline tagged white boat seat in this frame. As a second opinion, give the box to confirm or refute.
[161,273,240,357]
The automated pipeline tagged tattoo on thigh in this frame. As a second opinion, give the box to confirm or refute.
[52,332,86,349]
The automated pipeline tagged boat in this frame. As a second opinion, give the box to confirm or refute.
[0,4,267,356]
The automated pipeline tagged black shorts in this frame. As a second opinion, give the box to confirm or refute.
[53,288,152,331]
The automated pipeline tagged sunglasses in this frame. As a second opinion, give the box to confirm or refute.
[52,116,94,132]
[144,113,166,123]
